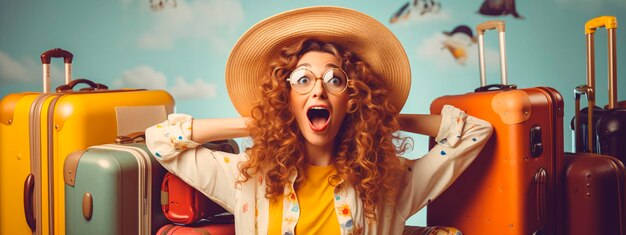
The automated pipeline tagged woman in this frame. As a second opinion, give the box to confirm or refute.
[146,6,492,235]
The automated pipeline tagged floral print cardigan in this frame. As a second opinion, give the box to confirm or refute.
[145,105,493,235]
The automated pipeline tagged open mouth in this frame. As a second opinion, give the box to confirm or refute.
[307,106,331,131]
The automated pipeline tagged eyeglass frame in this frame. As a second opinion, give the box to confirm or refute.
[285,67,351,95]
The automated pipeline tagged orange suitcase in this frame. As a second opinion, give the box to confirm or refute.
[426,21,565,234]
[0,48,175,235]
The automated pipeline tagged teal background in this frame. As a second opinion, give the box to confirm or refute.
[1,0,625,226]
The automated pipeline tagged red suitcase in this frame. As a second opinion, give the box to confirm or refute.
[161,140,238,225]
[161,172,229,225]
[426,21,565,234]
[564,55,626,235]
[156,223,235,235]
[563,153,626,235]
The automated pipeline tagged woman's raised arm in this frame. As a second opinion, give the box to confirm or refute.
[144,114,252,213]
[191,117,251,143]
[398,113,442,137]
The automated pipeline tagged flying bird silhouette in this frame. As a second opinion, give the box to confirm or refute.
[441,25,477,65]
[390,0,442,23]
[478,0,524,19]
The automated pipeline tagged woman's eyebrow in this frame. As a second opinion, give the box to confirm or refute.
[295,63,340,69]
[326,64,340,69]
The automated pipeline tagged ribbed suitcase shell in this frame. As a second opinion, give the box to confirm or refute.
[0,90,174,235]
[156,223,235,235]
[64,143,168,235]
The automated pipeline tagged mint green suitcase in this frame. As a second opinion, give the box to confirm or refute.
[63,140,168,235]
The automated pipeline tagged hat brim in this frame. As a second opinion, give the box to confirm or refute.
[226,6,411,116]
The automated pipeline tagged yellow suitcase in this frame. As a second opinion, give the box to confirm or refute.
[0,48,175,235]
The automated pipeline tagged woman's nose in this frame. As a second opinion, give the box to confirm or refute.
[310,79,327,99]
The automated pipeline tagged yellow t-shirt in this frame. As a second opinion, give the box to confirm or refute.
[268,165,341,235]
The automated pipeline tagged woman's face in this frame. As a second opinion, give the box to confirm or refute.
[289,51,349,149]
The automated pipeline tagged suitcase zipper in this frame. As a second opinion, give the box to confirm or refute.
[29,93,61,235]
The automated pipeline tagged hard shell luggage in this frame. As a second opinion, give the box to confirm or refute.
[562,153,626,235]
[426,21,565,235]
[570,16,626,163]
[0,48,175,235]
[161,140,238,225]
[63,133,169,235]
[564,25,626,233]
[156,223,235,235]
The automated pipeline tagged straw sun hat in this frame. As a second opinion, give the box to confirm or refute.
[225,6,411,116]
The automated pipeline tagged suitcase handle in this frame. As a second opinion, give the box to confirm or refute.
[23,174,36,231]
[202,139,240,154]
[474,84,517,92]
[585,16,618,109]
[82,192,93,221]
[40,48,73,93]
[40,48,73,64]
[115,132,146,144]
[160,173,194,222]
[476,20,508,87]
[574,85,596,152]
[585,16,618,34]
[534,168,547,224]
[161,175,170,213]
[55,78,109,93]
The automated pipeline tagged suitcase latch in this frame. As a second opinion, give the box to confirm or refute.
[530,126,543,158]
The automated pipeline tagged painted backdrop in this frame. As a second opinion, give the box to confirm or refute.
[1,0,625,226]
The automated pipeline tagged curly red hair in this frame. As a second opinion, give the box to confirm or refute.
[238,38,410,221]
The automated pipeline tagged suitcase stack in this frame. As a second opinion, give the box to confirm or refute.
[64,133,169,235]
[0,48,175,235]
[563,16,626,235]
[426,20,565,235]
[156,140,238,235]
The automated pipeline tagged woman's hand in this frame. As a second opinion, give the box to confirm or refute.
[398,113,442,137]
[191,117,251,143]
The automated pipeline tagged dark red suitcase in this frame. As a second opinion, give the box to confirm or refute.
[563,153,626,235]
[160,140,238,225]
[564,20,626,232]
[570,16,626,164]
[426,20,565,235]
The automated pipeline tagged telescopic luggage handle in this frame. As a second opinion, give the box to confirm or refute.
[40,48,73,93]
[574,85,595,153]
[585,16,618,109]
[574,16,618,153]
[476,20,509,88]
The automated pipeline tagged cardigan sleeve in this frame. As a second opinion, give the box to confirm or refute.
[145,113,245,213]
[396,105,493,219]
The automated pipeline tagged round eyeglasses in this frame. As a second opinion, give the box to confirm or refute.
[286,68,350,95]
